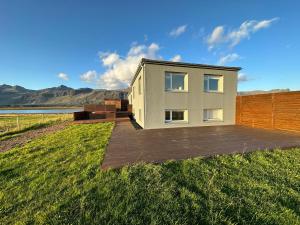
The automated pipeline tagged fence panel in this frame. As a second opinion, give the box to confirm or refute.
[236,91,300,133]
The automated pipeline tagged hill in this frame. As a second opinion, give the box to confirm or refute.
[0,84,128,106]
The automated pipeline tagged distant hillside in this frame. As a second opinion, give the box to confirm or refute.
[0,84,128,106]
[238,89,290,96]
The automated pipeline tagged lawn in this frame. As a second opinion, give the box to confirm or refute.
[0,114,73,140]
[0,123,299,225]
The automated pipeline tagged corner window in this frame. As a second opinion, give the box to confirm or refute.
[138,77,141,95]
[203,109,223,122]
[204,75,222,92]
[165,110,186,123]
[165,72,186,91]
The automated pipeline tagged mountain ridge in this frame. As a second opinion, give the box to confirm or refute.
[0,84,128,106]
[0,84,291,106]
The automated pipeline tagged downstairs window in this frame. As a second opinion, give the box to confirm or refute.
[165,110,186,123]
[203,109,223,121]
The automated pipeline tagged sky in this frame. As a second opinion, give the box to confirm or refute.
[0,0,300,91]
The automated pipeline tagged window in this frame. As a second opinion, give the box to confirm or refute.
[203,109,223,121]
[138,77,142,95]
[204,75,222,92]
[165,110,186,123]
[165,72,186,91]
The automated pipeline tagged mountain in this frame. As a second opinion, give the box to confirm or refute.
[238,89,290,96]
[0,84,128,106]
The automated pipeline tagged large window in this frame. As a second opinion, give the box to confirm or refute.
[204,75,222,92]
[203,109,223,121]
[165,110,186,123]
[165,72,186,91]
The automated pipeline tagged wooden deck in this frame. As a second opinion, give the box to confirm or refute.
[102,119,300,169]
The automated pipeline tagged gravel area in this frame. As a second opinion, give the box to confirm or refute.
[0,122,69,152]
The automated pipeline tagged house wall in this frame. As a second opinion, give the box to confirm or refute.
[130,66,145,128]
[141,63,237,129]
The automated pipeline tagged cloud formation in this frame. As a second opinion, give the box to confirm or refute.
[169,25,187,37]
[80,70,97,83]
[207,26,224,50]
[170,54,182,62]
[97,43,161,89]
[207,18,279,49]
[100,53,120,66]
[238,72,250,82]
[57,73,69,81]
[218,53,240,65]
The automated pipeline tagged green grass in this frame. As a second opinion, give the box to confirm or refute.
[0,123,299,225]
[0,114,73,140]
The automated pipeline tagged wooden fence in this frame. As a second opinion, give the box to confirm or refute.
[236,91,300,133]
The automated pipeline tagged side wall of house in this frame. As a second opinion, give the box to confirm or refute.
[130,66,145,128]
[144,64,237,129]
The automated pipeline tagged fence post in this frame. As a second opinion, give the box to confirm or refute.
[16,116,20,130]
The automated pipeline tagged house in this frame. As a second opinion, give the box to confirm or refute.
[128,58,241,129]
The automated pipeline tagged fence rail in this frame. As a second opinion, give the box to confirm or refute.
[236,91,300,133]
[0,114,72,134]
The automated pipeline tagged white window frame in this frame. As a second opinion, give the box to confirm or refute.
[165,110,186,123]
[204,75,222,93]
[165,72,186,92]
[203,108,223,122]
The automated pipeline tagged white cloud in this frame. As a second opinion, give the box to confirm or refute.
[207,18,279,49]
[207,26,225,50]
[100,52,120,66]
[169,25,187,37]
[57,73,69,81]
[170,54,182,62]
[218,53,240,65]
[80,70,97,83]
[253,18,279,31]
[238,72,250,82]
[98,43,161,89]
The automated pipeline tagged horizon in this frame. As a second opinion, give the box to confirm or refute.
[1,0,300,91]
[0,83,291,93]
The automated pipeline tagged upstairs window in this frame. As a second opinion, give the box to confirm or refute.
[204,75,222,92]
[165,72,186,91]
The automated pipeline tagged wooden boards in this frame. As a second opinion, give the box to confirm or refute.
[236,91,300,133]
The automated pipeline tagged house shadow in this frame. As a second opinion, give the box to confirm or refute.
[129,119,143,130]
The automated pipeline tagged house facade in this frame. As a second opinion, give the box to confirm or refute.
[128,58,241,129]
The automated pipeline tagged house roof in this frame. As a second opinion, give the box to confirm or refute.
[130,58,242,86]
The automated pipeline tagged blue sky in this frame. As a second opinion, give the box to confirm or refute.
[0,0,299,91]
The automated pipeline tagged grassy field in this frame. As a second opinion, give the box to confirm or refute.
[0,114,73,136]
[0,123,299,225]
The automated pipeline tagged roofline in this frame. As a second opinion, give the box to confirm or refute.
[130,58,242,86]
